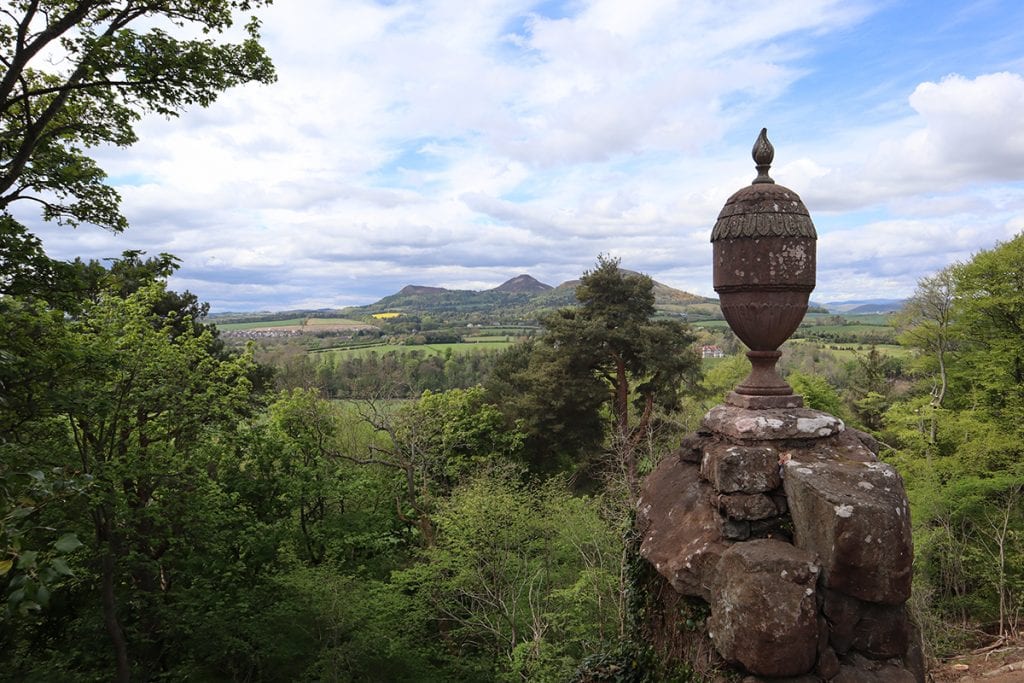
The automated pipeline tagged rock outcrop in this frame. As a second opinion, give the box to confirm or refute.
[636,406,922,681]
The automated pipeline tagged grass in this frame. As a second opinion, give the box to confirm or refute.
[785,339,912,360]
[304,317,368,327]
[317,340,514,360]
[464,335,519,342]
[216,318,305,330]
[216,317,369,331]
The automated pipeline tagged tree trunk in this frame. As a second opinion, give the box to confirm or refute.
[614,357,638,496]
[95,510,131,683]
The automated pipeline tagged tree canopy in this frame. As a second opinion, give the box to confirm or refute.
[0,0,275,234]
[489,256,700,495]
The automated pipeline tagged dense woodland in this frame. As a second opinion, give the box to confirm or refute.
[1,2,1022,681]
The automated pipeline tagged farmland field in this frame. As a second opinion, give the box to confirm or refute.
[315,340,514,360]
[216,317,305,330]
[784,339,912,360]
[217,317,374,332]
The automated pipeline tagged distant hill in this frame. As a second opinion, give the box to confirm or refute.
[824,299,906,314]
[207,271,720,326]
[491,274,553,294]
[398,285,449,296]
[353,271,716,322]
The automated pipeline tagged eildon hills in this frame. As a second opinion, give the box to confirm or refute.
[352,273,719,321]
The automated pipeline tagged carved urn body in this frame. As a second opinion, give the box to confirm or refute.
[712,130,817,408]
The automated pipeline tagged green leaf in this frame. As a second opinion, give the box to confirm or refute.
[0,559,12,576]
[18,600,41,614]
[54,533,83,553]
[27,470,45,481]
[51,558,73,577]
[17,550,38,568]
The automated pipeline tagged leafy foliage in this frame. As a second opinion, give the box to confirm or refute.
[881,234,1024,647]
[0,0,275,233]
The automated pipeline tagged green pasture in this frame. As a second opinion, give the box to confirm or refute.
[785,339,912,360]
[317,340,514,361]
[694,319,731,330]
[465,335,518,342]
[215,317,367,331]
[305,317,368,326]
[796,323,893,336]
[215,317,305,330]
[803,312,893,326]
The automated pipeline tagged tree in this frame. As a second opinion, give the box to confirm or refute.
[952,234,1024,435]
[534,256,700,497]
[395,469,622,681]
[787,371,846,419]
[0,272,258,681]
[882,235,1024,647]
[0,0,275,235]
[897,266,957,408]
[66,283,255,681]
[485,340,607,473]
[895,266,957,444]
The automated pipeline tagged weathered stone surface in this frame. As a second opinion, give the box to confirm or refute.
[718,492,779,520]
[823,590,910,659]
[854,604,910,660]
[812,427,878,463]
[701,442,780,493]
[834,653,916,683]
[848,427,881,456]
[772,493,788,515]
[708,540,820,678]
[784,457,912,605]
[674,433,708,463]
[905,621,926,683]
[817,646,841,679]
[703,405,844,441]
[637,456,728,601]
[723,519,750,540]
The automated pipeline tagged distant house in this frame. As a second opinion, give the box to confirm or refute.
[701,344,725,359]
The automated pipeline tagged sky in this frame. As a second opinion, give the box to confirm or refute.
[20,0,1024,312]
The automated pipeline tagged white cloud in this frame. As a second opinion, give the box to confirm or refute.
[20,1,1024,311]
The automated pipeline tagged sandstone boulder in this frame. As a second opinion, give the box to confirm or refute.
[637,455,728,601]
[708,539,820,678]
[784,458,912,604]
[717,492,778,520]
[823,589,911,659]
[701,442,781,493]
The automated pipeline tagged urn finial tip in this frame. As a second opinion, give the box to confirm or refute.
[752,128,775,184]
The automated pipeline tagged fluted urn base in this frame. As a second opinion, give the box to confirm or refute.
[725,350,805,409]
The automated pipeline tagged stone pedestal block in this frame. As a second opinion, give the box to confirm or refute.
[701,442,780,493]
[834,654,917,682]
[703,404,844,441]
[823,590,911,659]
[637,456,727,601]
[708,539,820,678]
[717,492,778,520]
[783,458,912,604]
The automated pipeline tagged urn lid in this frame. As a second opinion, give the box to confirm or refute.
[711,129,817,242]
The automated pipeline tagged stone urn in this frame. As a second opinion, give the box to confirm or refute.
[711,129,817,408]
